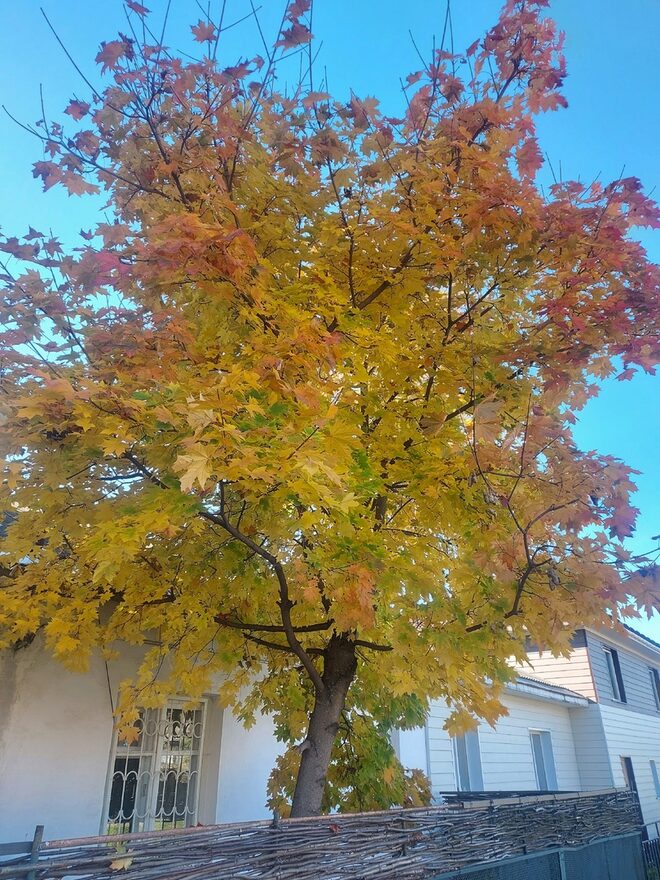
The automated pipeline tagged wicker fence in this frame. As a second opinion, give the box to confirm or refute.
[0,788,642,880]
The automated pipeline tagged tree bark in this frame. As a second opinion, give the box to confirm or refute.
[290,634,357,817]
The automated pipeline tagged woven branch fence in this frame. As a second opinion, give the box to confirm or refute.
[0,788,641,880]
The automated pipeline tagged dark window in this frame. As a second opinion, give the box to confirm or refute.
[651,761,660,798]
[650,668,660,710]
[604,648,626,702]
[621,756,637,793]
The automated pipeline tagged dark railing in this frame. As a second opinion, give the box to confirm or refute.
[436,789,575,803]
[643,825,660,878]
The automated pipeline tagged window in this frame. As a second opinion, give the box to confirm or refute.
[604,648,627,702]
[453,730,484,792]
[651,761,660,799]
[650,669,660,710]
[104,700,205,834]
[530,730,558,791]
[621,756,637,793]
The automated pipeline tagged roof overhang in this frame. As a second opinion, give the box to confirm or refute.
[505,678,590,707]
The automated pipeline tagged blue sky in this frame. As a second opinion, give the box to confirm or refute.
[1,1,658,634]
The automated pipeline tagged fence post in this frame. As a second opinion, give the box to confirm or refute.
[26,825,43,880]
[557,849,568,880]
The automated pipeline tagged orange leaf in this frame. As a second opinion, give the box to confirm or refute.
[276,22,312,49]
[65,100,91,121]
[191,20,216,43]
[95,40,131,72]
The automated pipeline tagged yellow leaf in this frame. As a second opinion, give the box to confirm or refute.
[110,856,134,871]
[174,450,213,492]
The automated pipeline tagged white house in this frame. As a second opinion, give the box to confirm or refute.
[2,624,660,843]
[397,625,660,834]
[0,639,285,842]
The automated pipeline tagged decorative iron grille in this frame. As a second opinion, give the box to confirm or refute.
[105,701,205,834]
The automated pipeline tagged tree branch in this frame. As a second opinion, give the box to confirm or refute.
[119,455,328,695]
[216,616,333,635]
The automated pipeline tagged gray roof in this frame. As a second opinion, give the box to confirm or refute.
[512,674,589,702]
[623,623,660,652]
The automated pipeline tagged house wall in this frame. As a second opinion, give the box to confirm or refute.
[0,640,283,843]
[586,632,660,715]
[598,702,660,831]
[400,691,583,799]
[511,644,596,700]
[568,702,613,791]
[0,640,119,842]
[216,707,285,824]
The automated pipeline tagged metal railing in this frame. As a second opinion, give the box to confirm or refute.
[643,824,660,877]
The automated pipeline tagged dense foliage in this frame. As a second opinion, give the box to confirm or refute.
[1,0,658,815]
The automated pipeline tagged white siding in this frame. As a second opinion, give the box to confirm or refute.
[512,646,596,700]
[426,701,458,793]
[394,725,429,776]
[599,702,660,829]
[587,632,660,715]
[423,693,582,798]
[568,703,613,791]
[480,694,581,792]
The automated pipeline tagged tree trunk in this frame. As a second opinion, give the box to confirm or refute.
[290,634,357,817]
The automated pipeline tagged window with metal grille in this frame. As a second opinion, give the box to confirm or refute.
[530,730,558,791]
[104,700,205,834]
[452,730,484,792]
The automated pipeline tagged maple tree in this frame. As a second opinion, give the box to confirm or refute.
[1,0,659,817]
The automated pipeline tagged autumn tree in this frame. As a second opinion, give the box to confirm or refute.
[1,0,659,817]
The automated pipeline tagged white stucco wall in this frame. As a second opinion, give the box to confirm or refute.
[215,708,285,823]
[0,640,284,843]
[0,639,120,842]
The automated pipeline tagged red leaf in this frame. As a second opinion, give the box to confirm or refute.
[516,137,543,179]
[96,40,130,72]
[32,161,61,191]
[328,823,341,834]
[62,174,100,197]
[608,505,638,540]
[287,0,311,19]
[302,91,330,108]
[440,75,464,103]
[65,100,91,121]
[276,22,312,49]
[191,20,216,43]
[616,368,636,382]
[126,0,149,15]
[80,229,94,241]
[467,38,480,57]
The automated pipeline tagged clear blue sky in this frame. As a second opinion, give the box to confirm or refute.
[1,1,658,634]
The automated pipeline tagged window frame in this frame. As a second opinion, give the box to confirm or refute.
[650,668,660,711]
[603,647,627,703]
[102,698,207,835]
[452,729,484,793]
[651,761,660,799]
[621,756,637,793]
[529,729,558,792]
